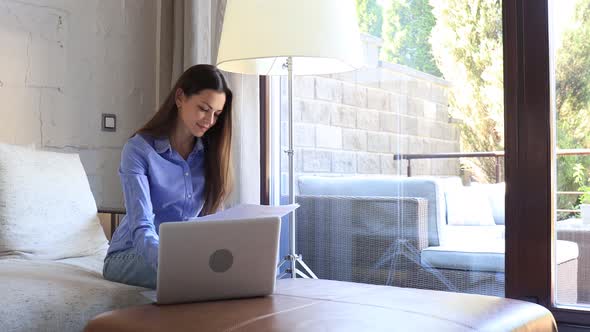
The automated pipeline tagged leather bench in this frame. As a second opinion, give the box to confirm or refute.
[85,279,556,331]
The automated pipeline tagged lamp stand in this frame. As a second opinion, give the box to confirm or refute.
[277,56,318,279]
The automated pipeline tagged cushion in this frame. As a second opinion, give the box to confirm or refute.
[438,225,504,247]
[0,257,149,331]
[421,240,578,273]
[472,182,505,225]
[297,175,463,246]
[445,186,496,226]
[0,143,108,259]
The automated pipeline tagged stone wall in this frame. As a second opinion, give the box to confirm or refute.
[0,0,157,207]
[280,35,461,186]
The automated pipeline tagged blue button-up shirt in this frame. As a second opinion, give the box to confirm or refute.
[107,134,206,270]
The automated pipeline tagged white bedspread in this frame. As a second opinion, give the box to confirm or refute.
[0,255,150,332]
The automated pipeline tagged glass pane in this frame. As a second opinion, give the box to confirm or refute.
[553,0,590,307]
[271,0,506,297]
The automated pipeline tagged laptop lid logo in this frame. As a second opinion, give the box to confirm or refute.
[209,249,233,273]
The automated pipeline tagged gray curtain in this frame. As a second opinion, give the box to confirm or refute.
[156,0,260,207]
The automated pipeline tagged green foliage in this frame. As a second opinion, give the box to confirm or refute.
[356,0,383,38]
[573,164,590,204]
[381,0,442,77]
[555,0,590,216]
[429,0,503,182]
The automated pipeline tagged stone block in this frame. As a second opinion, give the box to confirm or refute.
[302,149,332,172]
[379,71,409,95]
[410,159,431,176]
[316,77,343,103]
[294,76,315,99]
[421,138,437,154]
[400,116,418,136]
[342,129,367,151]
[280,148,304,172]
[431,84,449,104]
[381,154,402,175]
[343,83,368,108]
[391,135,410,154]
[407,98,424,117]
[417,120,436,137]
[357,152,381,174]
[390,94,408,114]
[294,123,315,147]
[436,103,449,123]
[436,122,453,140]
[379,112,400,133]
[331,105,357,128]
[423,101,437,120]
[452,125,461,141]
[357,110,380,131]
[316,125,342,149]
[328,68,380,88]
[367,88,390,110]
[332,151,357,173]
[367,132,391,153]
[407,136,425,154]
[300,100,331,125]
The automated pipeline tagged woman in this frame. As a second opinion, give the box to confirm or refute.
[103,64,233,289]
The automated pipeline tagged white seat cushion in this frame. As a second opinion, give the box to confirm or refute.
[0,143,108,259]
[438,225,505,247]
[421,240,578,273]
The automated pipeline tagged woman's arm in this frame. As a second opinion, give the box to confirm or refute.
[119,139,159,271]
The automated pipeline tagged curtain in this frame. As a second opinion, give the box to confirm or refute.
[156,0,260,207]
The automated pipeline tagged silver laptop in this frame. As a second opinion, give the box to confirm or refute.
[146,216,281,304]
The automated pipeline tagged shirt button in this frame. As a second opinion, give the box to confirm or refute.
[184,172,189,176]
[188,194,192,198]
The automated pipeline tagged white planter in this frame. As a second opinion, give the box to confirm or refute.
[581,204,590,224]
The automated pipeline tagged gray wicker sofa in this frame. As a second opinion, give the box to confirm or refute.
[295,175,579,302]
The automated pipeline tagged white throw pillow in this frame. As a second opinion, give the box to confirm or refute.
[445,186,496,226]
[471,182,506,225]
[0,143,108,260]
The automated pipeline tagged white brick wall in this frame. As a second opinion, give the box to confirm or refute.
[0,0,157,207]
[284,43,459,179]
[315,125,342,149]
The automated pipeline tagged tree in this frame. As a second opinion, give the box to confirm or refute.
[555,0,590,217]
[429,0,503,182]
[381,0,442,77]
[356,0,383,38]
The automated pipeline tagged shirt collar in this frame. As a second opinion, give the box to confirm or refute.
[154,136,204,155]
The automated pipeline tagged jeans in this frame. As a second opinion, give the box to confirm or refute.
[103,247,157,289]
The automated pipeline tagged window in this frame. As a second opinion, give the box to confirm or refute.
[269,0,507,298]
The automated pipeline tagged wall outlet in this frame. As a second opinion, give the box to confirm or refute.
[102,113,116,132]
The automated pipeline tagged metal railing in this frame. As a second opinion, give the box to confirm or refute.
[393,149,590,214]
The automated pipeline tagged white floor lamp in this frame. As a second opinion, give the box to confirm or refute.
[216,0,364,279]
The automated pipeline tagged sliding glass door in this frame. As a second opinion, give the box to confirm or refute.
[268,0,507,298]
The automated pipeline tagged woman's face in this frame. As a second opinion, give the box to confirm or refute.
[176,89,226,137]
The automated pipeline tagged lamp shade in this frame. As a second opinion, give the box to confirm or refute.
[216,0,364,76]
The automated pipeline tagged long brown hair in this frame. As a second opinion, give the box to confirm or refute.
[136,64,233,215]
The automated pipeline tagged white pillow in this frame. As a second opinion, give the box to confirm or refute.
[445,186,496,226]
[0,143,108,260]
[471,182,506,225]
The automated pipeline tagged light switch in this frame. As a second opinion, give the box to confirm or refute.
[102,113,116,132]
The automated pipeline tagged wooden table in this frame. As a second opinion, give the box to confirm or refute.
[85,279,555,331]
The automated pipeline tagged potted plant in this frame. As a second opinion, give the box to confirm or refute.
[573,164,590,223]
